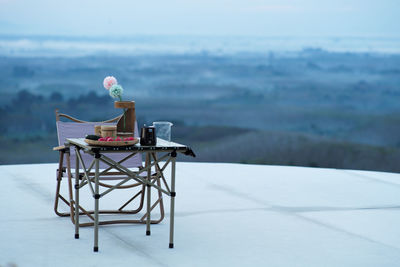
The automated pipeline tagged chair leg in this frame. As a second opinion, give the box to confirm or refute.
[156,175,165,222]
[139,176,165,224]
[139,153,166,224]
[54,150,70,217]
[118,185,145,213]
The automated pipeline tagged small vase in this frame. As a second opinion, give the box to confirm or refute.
[114,101,136,136]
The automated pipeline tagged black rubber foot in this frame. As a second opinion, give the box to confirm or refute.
[169,243,174,248]
[75,234,79,239]
[94,247,99,252]
[146,230,151,236]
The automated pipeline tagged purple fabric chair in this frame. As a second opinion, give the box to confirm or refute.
[53,110,165,226]
[56,121,142,169]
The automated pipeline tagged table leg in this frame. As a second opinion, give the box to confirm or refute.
[94,155,100,252]
[74,148,80,239]
[146,152,151,235]
[169,154,176,248]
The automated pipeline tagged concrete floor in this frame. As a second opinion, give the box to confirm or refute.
[1,162,400,267]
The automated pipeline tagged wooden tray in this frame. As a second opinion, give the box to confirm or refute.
[84,138,139,147]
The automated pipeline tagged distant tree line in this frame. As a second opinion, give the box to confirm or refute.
[0,90,117,137]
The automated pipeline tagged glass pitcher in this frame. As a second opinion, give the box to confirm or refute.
[152,121,173,141]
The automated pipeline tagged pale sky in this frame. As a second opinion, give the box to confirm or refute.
[0,0,399,37]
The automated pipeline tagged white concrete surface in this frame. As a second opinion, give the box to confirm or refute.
[1,162,400,267]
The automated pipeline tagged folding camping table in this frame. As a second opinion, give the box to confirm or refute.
[65,137,194,252]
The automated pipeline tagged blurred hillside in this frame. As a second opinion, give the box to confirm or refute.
[0,50,399,171]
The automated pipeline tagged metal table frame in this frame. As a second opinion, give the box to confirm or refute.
[66,138,193,252]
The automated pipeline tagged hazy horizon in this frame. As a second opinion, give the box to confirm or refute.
[2,34,400,57]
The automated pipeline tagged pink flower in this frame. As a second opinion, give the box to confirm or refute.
[103,76,118,90]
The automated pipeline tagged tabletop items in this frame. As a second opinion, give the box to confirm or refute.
[100,125,117,137]
[84,129,137,146]
[114,100,136,138]
[140,125,156,146]
[153,121,173,142]
[102,76,175,144]
[103,76,136,138]
[84,137,138,146]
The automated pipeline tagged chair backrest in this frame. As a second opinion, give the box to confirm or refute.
[56,111,142,169]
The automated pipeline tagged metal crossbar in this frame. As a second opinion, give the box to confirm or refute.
[76,150,95,196]
[66,137,191,252]
[99,152,139,175]
[152,153,172,194]
[72,148,165,222]
[99,153,171,195]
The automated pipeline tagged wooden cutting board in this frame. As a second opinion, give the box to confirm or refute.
[84,138,139,147]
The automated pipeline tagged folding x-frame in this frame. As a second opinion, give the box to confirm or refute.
[66,138,195,252]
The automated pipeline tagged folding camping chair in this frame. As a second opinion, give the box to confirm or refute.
[53,109,165,226]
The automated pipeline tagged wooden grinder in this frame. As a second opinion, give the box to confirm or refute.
[114,101,136,138]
